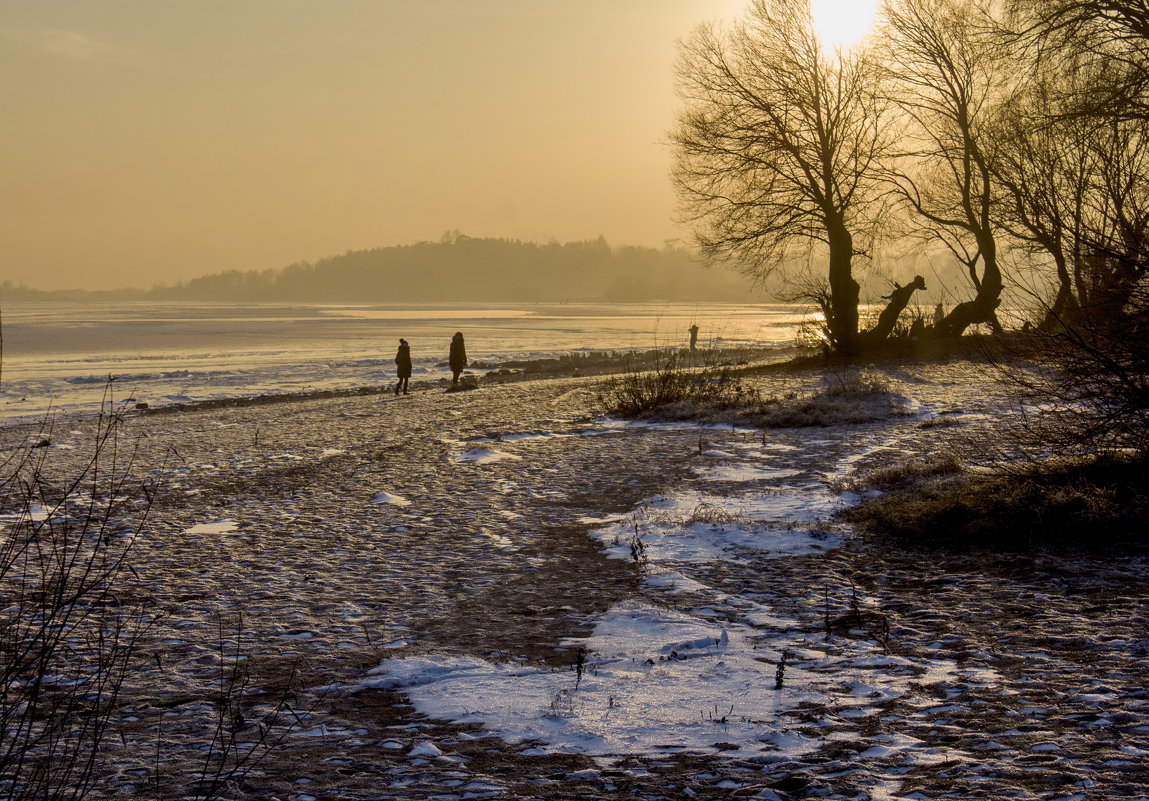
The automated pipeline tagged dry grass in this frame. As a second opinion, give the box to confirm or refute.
[833,454,963,494]
[594,359,759,421]
[597,362,914,429]
[643,502,752,528]
[840,453,1149,550]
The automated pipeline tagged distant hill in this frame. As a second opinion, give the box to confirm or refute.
[2,235,763,303]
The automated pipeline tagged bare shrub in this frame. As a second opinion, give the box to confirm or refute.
[171,614,303,801]
[645,502,752,528]
[994,315,1149,461]
[681,502,751,527]
[819,368,891,397]
[0,400,159,800]
[595,357,756,420]
[597,356,917,430]
[754,368,910,428]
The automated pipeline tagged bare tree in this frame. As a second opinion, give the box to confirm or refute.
[990,86,1093,325]
[672,0,893,356]
[982,1,1149,457]
[1006,0,1149,121]
[993,97,1149,324]
[882,0,1009,338]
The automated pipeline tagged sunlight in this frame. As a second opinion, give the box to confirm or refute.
[810,0,881,51]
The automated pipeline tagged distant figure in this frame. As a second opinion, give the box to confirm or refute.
[394,338,412,396]
[933,303,945,326]
[449,331,468,385]
[688,324,699,352]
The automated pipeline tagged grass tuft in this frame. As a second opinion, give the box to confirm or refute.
[595,358,755,421]
[840,453,1149,550]
[597,360,913,429]
[833,454,962,494]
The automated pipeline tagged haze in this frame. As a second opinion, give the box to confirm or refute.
[0,1,740,291]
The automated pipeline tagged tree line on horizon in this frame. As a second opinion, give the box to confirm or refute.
[2,235,764,304]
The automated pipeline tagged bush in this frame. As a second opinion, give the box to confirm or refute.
[596,361,916,429]
[832,454,962,494]
[754,368,910,428]
[595,357,755,420]
[840,453,1149,550]
[0,403,157,800]
[991,280,1149,461]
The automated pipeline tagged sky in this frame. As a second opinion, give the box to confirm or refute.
[1,0,753,290]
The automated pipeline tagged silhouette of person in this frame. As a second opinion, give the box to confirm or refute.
[688,324,699,352]
[449,331,467,385]
[394,338,412,395]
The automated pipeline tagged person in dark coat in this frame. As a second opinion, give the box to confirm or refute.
[449,332,467,385]
[394,338,412,395]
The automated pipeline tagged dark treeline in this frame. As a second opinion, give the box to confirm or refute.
[2,234,757,303]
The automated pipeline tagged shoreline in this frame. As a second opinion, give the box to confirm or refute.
[0,344,798,426]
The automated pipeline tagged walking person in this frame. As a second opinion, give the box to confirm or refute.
[394,338,412,395]
[688,323,699,353]
[449,331,467,386]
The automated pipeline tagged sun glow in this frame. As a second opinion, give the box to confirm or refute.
[810,0,881,51]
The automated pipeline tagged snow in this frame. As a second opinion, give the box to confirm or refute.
[0,503,52,525]
[182,519,240,535]
[454,448,521,465]
[367,597,990,760]
[363,403,1005,765]
[372,491,412,507]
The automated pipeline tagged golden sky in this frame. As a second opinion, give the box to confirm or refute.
[1,1,752,290]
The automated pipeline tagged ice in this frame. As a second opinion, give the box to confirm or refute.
[0,300,804,422]
[587,488,843,564]
[693,464,804,482]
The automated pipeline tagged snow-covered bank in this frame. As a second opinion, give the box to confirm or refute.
[351,365,1149,799]
[362,411,999,775]
[3,363,1147,800]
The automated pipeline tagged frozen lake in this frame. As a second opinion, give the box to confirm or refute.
[0,301,811,420]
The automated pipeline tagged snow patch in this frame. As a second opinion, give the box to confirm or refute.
[372,491,411,507]
[183,519,240,535]
[455,448,521,465]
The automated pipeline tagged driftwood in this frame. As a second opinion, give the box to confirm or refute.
[860,275,927,347]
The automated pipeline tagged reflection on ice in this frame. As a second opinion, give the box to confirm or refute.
[0,300,807,421]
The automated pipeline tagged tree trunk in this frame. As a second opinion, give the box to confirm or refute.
[1039,252,1078,332]
[826,222,860,357]
[933,234,1003,338]
[860,275,927,347]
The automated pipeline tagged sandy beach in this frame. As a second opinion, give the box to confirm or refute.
[3,362,1148,800]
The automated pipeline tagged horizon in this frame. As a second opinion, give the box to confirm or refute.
[0,232,726,295]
